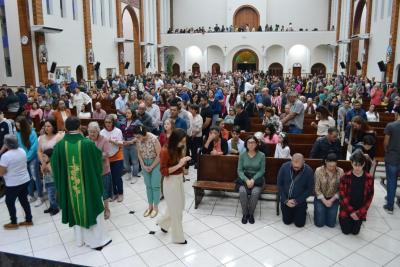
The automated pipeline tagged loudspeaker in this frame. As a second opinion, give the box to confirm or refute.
[340,62,346,69]
[124,62,130,69]
[146,62,150,68]
[356,61,362,70]
[50,62,57,73]
[378,61,386,72]
[94,62,101,71]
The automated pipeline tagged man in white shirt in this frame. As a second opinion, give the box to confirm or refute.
[144,94,161,131]
[72,87,91,115]
[154,75,164,91]
[115,88,128,125]
[244,79,255,94]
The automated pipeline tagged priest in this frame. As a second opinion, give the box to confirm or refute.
[51,116,111,250]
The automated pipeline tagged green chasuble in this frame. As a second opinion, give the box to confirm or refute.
[51,133,104,229]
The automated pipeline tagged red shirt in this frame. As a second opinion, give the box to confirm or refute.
[160,147,183,176]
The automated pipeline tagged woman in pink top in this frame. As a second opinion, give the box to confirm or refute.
[370,86,383,106]
[37,118,63,164]
[271,89,282,115]
[264,123,279,144]
[29,102,43,121]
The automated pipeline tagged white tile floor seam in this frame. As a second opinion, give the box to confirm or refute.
[1,167,400,267]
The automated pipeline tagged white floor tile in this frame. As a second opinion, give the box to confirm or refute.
[101,242,136,263]
[278,259,304,267]
[293,249,334,267]
[27,221,57,238]
[386,256,400,267]
[70,250,108,266]
[0,239,32,255]
[207,242,244,264]
[182,219,210,236]
[250,245,289,266]
[230,233,267,253]
[64,241,93,257]
[30,232,62,252]
[166,238,203,259]
[128,234,163,253]
[291,229,326,247]
[33,244,69,261]
[225,255,263,267]
[213,222,247,240]
[338,253,380,267]
[182,250,221,267]
[357,243,396,265]
[199,215,231,228]
[191,230,226,249]
[140,245,178,267]
[109,255,147,267]
[118,223,148,240]
[372,234,400,254]
[271,237,308,258]
[331,233,368,251]
[313,240,352,262]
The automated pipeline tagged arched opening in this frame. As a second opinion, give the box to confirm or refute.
[233,5,260,30]
[349,0,367,75]
[232,49,259,72]
[292,63,302,77]
[212,63,221,75]
[172,63,180,76]
[311,63,326,76]
[268,63,283,77]
[192,63,200,76]
[122,5,141,74]
[76,65,83,82]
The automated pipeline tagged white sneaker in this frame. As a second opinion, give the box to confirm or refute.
[34,198,44,207]
[130,175,138,184]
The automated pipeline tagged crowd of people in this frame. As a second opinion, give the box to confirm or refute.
[167,22,328,34]
[0,69,399,251]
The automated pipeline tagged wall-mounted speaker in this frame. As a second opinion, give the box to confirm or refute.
[377,61,386,72]
[340,62,346,69]
[50,62,57,73]
[124,62,130,69]
[95,62,101,71]
[355,61,362,70]
[146,62,150,68]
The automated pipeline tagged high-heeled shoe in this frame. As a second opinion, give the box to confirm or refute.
[143,209,152,217]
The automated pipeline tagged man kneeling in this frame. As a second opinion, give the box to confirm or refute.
[278,154,314,227]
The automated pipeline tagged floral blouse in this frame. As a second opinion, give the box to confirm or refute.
[137,133,158,160]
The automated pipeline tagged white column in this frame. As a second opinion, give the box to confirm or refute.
[203,48,208,73]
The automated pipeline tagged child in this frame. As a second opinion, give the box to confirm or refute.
[274,132,291,159]
[41,149,59,215]
[264,123,279,144]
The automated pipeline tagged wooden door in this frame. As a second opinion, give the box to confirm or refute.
[172,63,180,76]
[233,6,259,29]
[293,67,301,77]
[192,63,200,75]
[268,63,283,77]
[76,65,83,82]
[212,63,220,75]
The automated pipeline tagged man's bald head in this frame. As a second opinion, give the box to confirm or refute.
[291,153,304,171]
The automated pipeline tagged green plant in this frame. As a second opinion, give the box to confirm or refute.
[166,54,174,75]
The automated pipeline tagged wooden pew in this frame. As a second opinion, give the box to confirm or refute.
[193,155,352,215]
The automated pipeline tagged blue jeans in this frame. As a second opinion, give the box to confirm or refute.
[288,125,303,134]
[102,172,113,200]
[110,160,124,195]
[314,198,339,227]
[45,182,58,209]
[27,157,43,198]
[123,144,139,176]
[385,163,400,209]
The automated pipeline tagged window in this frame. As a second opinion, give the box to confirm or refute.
[72,0,78,20]
[108,0,113,27]
[388,0,393,17]
[46,0,53,15]
[100,0,105,26]
[0,0,12,76]
[381,0,385,19]
[91,0,97,24]
[60,0,66,18]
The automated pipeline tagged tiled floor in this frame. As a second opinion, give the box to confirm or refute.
[1,165,400,267]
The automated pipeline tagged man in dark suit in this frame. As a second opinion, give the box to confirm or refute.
[234,103,250,132]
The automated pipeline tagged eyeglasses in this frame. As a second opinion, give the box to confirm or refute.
[104,121,112,124]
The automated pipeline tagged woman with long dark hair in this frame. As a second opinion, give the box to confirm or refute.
[311,106,336,136]
[158,128,191,244]
[16,116,42,206]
